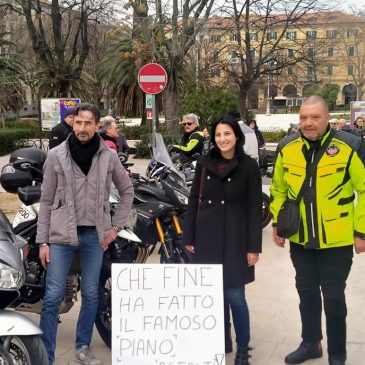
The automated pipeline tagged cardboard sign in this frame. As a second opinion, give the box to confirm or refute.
[112,264,225,365]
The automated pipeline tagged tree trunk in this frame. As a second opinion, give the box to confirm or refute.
[238,87,248,121]
[163,88,180,136]
[0,109,5,129]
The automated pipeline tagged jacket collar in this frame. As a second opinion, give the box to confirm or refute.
[200,154,239,179]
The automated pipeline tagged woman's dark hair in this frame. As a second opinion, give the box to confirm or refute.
[74,103,101,124]
[210,114,245,157]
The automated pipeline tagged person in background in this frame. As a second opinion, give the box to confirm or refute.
[170,113,206,160]
[287,123,299,136]
[270,96,365,365]
[329,118,338,129]
[183,114,262,365]
[49,108,74,149]
[351,115,365,141]
[36,103,134,365]
[99,117,119,153]
[247,119,265,148]
[227,110,259,162]
[336,118,351,132]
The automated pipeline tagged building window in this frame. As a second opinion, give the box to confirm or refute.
[210,68,221,77]
[267,31,277,41]
[288,49,294,58]
[229,33,238,42]
[326,29,337,38]
[288,67,293,75]
[211,50,219,61]
[348,65,354,76]
[230,51,239,64]
[328,47,334,57]
[307,66,313,77]
[348,46,355,57]
[308,47,314,58]
[347,28,358,37]
[250,49,256,60]
[306,30,317,39]
[286,31,297,40]
[209,34,221,43]
[250,32,258,41]
[327,65,333,75]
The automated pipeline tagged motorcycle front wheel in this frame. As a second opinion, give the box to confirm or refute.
[262,192,272,228]
[0,335,49,365]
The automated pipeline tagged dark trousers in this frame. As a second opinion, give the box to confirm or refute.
[290,243,353,359]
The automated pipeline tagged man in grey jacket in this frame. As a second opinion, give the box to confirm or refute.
[36,103,134,365]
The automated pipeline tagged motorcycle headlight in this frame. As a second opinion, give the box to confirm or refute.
[174,190,189,205]
[125,209,138,230]
[0,263,23,289]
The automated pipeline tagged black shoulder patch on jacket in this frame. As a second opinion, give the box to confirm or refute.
[276,131,301,155]
[334,130,365,166]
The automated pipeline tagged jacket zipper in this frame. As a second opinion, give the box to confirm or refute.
[309,151,316,240]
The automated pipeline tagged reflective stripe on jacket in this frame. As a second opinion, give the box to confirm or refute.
[270,128,365,249]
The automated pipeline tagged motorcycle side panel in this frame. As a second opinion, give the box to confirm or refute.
[0,310,42,336]
[13,204,38,229]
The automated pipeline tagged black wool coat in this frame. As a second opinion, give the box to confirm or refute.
[183,150,262,288]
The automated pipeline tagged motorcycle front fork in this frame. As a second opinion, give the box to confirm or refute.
[155,211,182,260]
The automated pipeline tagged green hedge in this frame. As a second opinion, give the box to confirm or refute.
[0,129,40,155]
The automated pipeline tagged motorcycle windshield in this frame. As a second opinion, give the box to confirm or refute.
[151,133,185,184]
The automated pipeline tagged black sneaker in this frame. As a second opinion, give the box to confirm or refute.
[285,341,323,364]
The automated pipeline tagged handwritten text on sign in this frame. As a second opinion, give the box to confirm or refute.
[112,264,225,365]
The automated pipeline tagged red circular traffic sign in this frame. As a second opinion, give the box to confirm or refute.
[138,63,168,94]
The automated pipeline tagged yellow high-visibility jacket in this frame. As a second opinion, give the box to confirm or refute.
[270,128,365,249]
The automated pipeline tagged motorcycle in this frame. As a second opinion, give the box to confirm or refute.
[0,208,49,365]
[0,147,142,350]
[134,133,190,264]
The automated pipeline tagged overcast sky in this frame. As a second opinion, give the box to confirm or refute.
[339,0,365,11]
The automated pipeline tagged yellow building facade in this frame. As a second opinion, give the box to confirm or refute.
[198,12,365,112]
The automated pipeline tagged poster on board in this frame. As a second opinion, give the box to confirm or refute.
[350,101,365,127]
[112,264,225,365]
[40,98,80,130]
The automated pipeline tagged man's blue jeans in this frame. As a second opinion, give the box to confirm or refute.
[40,228,104,365]
[224,286,250,346]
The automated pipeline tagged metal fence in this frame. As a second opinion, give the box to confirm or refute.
[15,138,49,151]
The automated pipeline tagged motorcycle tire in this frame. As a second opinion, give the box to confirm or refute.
[262,192,272,228]
[95,271,112,349]
[0,335,49,365]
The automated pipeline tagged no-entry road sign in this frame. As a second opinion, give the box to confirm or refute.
[138,63,168,94]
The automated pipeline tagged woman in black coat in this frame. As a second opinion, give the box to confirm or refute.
[183,114,262,365]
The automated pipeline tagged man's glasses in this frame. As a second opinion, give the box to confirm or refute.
[183,122,194,126]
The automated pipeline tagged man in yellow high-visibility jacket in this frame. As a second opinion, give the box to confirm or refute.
[270,96,365,365]
[171,113,206,160]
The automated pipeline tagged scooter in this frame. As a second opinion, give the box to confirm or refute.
[0,209,49,365]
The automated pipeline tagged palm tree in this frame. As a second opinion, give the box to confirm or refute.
[97,27,147,118]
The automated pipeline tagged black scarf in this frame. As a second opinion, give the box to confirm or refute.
[68,132,100,175]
